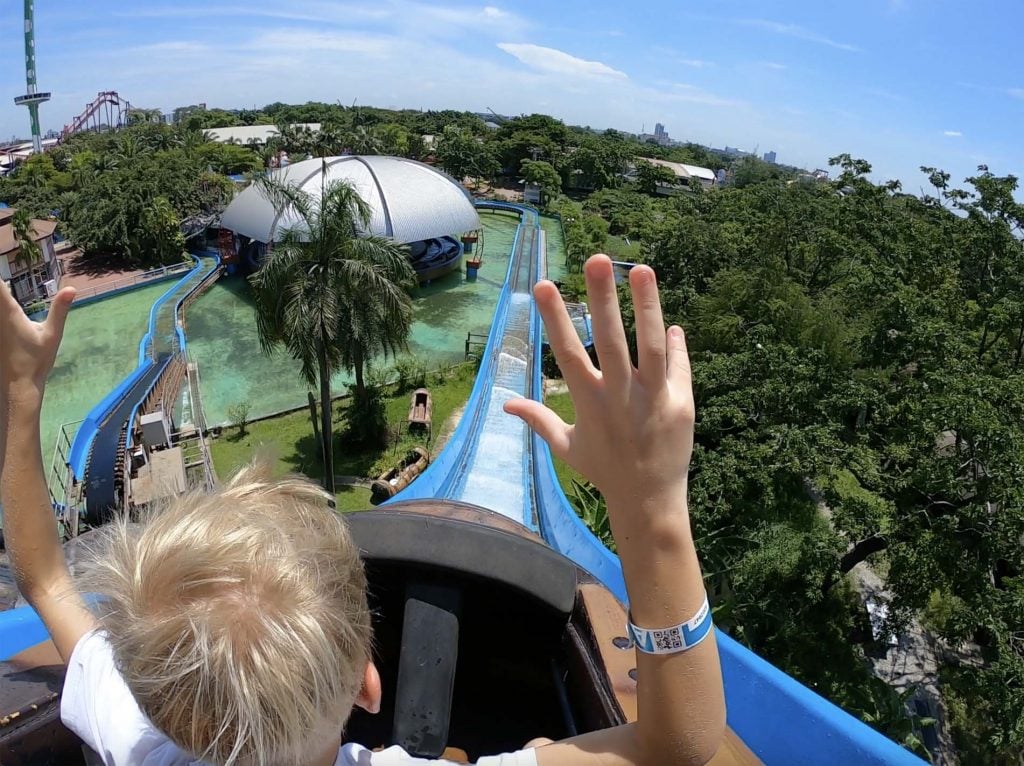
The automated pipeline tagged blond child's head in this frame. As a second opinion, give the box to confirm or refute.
[82,462,373,766]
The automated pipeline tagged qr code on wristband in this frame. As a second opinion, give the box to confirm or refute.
[653,628,684,651]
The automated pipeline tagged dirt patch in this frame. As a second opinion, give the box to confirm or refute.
[58,249,148,294]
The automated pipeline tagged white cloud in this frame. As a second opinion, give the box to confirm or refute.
[650,47,715,68]
[248,29,395,57]
[943,130,963,137]
[115,3,389,23]
[737,19,861,52]
[760,62,787,70]
[497,43,627,79]
[1009,88,1024,99]
[116,1,524,34]
[650,83,743,108]
[126,41,214,55]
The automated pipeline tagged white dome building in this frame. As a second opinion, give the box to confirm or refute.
[221,155,480,245]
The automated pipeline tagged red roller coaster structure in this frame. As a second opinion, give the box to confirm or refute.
[60,91,133,141]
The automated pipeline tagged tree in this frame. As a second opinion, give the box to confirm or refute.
[634,160,677,195]
[520,159,562,205]
[10,209,43,296]
[195,142,263,175]
[435,126,498,184]
[248,168,415,493]
[226,400,252,436]
[731,155,782,188]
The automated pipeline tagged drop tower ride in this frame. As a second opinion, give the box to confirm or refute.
[13,0,51,154]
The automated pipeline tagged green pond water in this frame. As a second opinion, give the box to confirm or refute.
[540,216,569,283]
[187,211,525,424]
[39,280,178,460]
[36,211,572,447]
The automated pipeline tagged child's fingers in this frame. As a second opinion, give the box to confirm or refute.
[503,397,572,460]
[666,325,692,391]
[534,280,594,387]
[629,265,667,391]
[584,255,632,388]
[44,288,75,341]
[0,278,17,314]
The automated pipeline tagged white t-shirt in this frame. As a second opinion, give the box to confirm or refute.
[62,631,538,766]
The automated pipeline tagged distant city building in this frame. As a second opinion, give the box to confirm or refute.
[763,150,777,164]
[640,122,672,147]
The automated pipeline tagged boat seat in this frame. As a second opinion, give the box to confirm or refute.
[391,583,462,758]
[346,509,578,618]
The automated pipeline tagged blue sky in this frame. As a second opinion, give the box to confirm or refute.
[1,0,1022,189]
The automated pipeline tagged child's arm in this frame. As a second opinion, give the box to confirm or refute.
[0,282,96,662]
[505,255,726,766]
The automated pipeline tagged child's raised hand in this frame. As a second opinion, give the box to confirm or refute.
[0,281,75,402]
[505,254,694,523]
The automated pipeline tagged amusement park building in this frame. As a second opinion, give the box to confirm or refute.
[219,155,480,246]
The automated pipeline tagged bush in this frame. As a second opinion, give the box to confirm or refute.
[345,386,387,448]
[226,400,252,436]
[24,300,47,317]
[568,478,615,552]
[366,363,390,393]
[393,355,427,392]
[432,361,458,385]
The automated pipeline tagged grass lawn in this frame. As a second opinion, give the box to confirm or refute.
[210,364,477,512]
[604,235,642,261]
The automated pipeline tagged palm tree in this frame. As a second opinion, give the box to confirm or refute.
[11,209,43,298]
[345,125,383,156]
[249,165,415,493]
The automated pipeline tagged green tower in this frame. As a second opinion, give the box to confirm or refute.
[13,0,51,153]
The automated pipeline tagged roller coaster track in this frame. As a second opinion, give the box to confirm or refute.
[60,91,133,141]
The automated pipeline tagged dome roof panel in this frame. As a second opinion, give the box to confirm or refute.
[220,156,480,245]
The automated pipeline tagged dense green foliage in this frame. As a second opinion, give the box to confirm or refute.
[0,124,243,265]
[616,156,1023,762]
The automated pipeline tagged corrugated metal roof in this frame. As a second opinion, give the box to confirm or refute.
[645,158,717,182]
[204,124,322,145]
[219,156,480,245]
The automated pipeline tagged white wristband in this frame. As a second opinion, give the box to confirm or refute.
[627,593,713,655]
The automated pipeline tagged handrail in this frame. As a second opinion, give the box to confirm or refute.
[127,252,221,450]
[68,256,206,481]
[67,263,191,306]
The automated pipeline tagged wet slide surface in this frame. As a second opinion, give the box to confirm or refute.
[388,203,543,530]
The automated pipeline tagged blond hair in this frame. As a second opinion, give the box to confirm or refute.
[81,461,372,766]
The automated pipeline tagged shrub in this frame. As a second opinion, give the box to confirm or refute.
[226,400,252,436]
[345,386,387,448]
[568,478,615,552]
[393,355,427,392]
